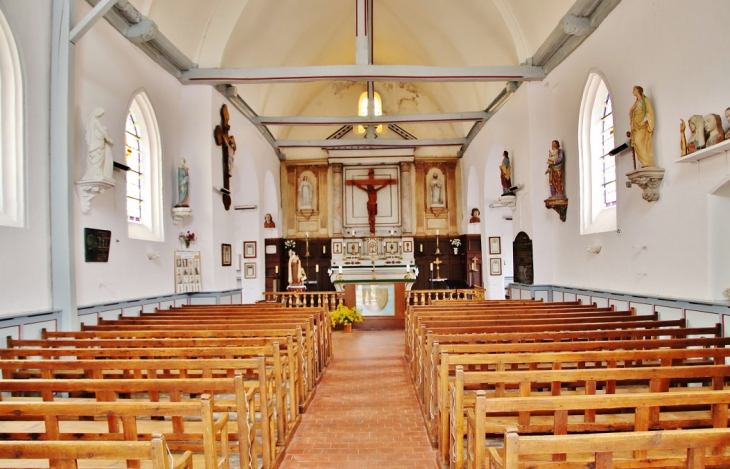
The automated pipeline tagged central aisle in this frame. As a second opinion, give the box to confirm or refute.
[280,330,439,468]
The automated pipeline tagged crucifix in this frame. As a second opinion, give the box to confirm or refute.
[346,168,397,235]
[213,104,237,210]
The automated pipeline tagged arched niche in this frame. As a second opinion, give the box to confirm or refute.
[297,170,318,212]
[513,231,534,285]
[708,177,730,300]
[425,167,446,209]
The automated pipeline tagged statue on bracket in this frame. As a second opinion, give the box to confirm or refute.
[429,173,444,206]
[264,213,276,228]
[213,104,236,210]
[171,158,192,225]
[82,108,115,183]
[544,140,568,222]
[76,108,115,214]
[298,176,313,210]
[626,86,664,202]
[726,108,730,140]
[500,151,514,196]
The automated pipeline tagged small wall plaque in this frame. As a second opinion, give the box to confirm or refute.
[84,228,111,262]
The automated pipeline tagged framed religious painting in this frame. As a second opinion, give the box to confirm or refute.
[332,241,342,255]
[490,258,502,276]
[403,240,413,253]
[488,237,501,255]
[243,241,257,258]
[221,244,232,266]
[244,262,256,279]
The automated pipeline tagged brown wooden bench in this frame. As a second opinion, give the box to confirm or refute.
[0,432,192,469]
[449,364,730,469]
[486,427,730,469]
[469,390,730,469]
[0,358,274,468]
[0,397,228,469]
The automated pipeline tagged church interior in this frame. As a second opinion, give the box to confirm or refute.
[1,0,730,467]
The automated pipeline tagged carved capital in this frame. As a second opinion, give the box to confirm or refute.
[625,167,665,202]
[171,206,193,225]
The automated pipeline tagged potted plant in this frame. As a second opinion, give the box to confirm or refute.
[450,238,461,255]
[329,304,363,333]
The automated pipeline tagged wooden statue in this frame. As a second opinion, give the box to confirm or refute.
[629,86,655,168]
[346,168,397,235]
[213,104,236,210]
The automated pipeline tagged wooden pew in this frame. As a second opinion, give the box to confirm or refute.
[486,427,730,469]
[0,358,274,468]
[0,345,295,449]
[0,378,256,469]
[0,397,228,469]
[0,432,193,469]
[449,364,730,469]
[470,391,730,469]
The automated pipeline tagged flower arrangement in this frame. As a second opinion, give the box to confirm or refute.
[284,240,296,250]
[329,304,363,327]
[450,239,462,248]
[179,231,197,248]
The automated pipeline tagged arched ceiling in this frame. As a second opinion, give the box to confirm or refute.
[127,0,576,157]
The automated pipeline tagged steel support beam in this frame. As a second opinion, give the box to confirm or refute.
[276,138,467,149]
[181,64,546,85]
[254,112,488,126]
[70,0,119,43]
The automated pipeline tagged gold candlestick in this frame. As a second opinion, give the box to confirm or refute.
[435,232,441,255]
[433,257,443,280]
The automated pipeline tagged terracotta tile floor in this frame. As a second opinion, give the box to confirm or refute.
[279,330,439,469]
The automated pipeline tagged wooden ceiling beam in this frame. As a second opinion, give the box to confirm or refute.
[181,64,546,85]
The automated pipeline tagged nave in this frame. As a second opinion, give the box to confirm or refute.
[281,330,438,469]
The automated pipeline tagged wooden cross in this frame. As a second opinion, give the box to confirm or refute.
[346,168,397,234]
[214,104,236,210]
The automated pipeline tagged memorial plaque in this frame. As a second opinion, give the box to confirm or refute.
[513,231,534,285]
[84,228,111,262]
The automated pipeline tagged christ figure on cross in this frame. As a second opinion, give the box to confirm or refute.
[347,169,397,235]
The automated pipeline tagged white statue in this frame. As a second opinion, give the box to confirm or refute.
[82,108,114,182]
[429,173,443,206]
[299,176,313,210]
[687,115,706,153]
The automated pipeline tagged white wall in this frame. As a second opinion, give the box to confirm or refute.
[462,0,730,302]
[0,1,52,317]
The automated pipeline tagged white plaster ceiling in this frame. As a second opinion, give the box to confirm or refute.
[128,0,574,157]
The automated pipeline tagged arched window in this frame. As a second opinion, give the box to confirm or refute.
[125,92,164,241]
[355,91,384,134]
[579,72,617,234]
[0,8,24,227]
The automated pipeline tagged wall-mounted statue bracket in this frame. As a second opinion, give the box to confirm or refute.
[626,167,665,202]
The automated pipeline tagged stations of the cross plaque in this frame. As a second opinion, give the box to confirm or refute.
[346,168,397,235]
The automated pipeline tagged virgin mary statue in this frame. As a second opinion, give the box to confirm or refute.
[82,108,115,182]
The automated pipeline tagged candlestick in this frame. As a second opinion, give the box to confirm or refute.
[339,265,343,274]
[306,231,309,238]
[315,264,319,273]
[436,229,439,236]
[430,263,433,271]
[275,265,279,274]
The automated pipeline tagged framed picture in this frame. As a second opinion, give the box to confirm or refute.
[244,262,256,279]
[489,236,501,255]
[403,240,413,253]
[221,244,232,266]
[490,258,502,276]
[174,251,202,292]
[84,228,111,262]
[332,242,342,255]
[243,241,257,258]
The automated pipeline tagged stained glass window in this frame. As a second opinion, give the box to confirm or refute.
[125,111,143,223]
[600,93,616,207]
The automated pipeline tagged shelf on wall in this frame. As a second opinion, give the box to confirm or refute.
[675,138,730,163]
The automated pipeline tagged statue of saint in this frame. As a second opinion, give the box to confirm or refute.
[629,86,655,168]
[499,151,513,195]
[264,213,275,228]
[680,119,688,156]
[546,140,565,198]
[704,113,725,147]
[287,250,306,286]
[176,158,189,207]
[725,108,730,140]
[298,176,313,210]
[429,173,443,206]
[82,108,114,182]
[687,115,706,153]
[469,208,480,223]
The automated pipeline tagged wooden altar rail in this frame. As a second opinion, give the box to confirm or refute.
[261,291,344,311]
[406,287,486,306]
